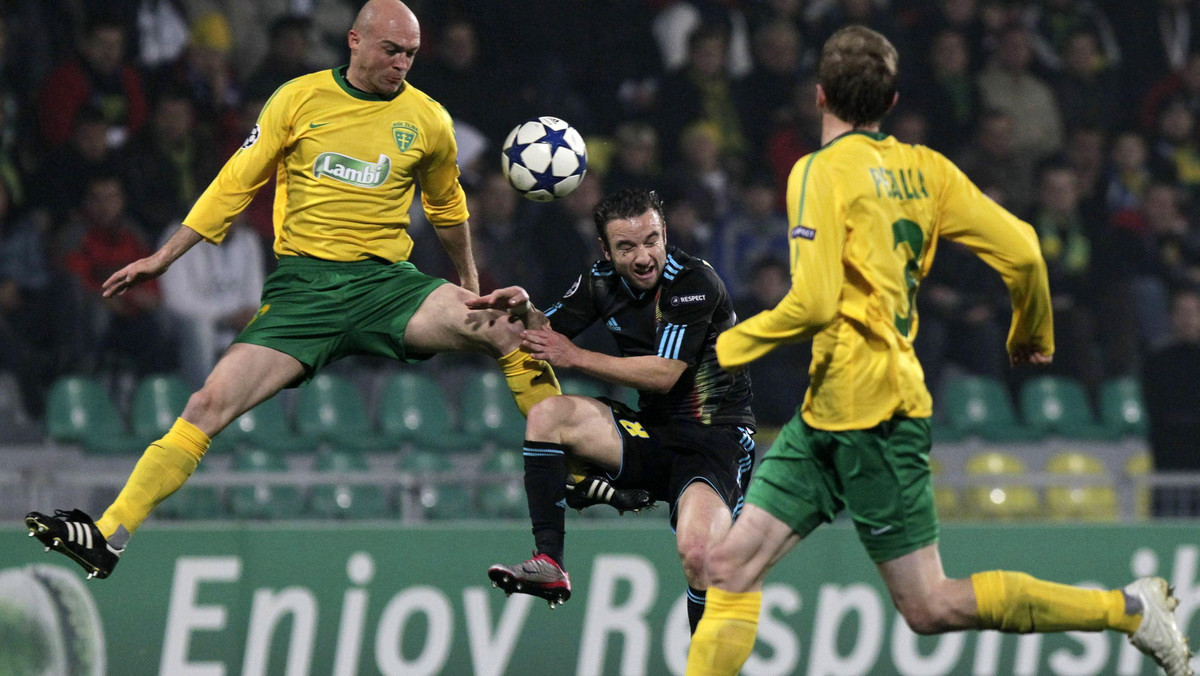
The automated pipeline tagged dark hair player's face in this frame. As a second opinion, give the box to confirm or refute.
[602,209,667,292]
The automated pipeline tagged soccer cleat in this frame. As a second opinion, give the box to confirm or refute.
[25,510,122,580]
[488,552,571,607]
[1126,577,1193,676]
[565,474,654,514]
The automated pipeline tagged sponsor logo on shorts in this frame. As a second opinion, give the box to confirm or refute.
[313,153,391,187]
[790,225,816,240]
[670,294,706,306]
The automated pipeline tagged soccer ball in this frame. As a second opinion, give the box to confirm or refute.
[500,116,588,202]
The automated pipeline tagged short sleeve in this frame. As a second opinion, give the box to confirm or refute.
[654,266,721,365]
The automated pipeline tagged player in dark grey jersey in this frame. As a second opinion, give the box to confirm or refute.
[472,189,755,633]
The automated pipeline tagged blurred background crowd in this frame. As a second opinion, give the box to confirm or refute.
[0,0,1197,451]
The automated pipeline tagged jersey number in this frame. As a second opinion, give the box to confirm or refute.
[618,420,649,438]
[891,219,924,337]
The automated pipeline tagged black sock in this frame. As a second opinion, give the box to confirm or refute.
[687,586,706,634]
[523,440,567,566]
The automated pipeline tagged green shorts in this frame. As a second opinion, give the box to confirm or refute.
[747,415,937,563]
[234,256,447,384]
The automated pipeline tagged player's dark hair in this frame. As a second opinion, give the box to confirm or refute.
[593,188,665,249]
[817,25,898,127]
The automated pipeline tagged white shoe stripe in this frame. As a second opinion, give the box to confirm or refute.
[65,521,76,543]
[83,524,92,550]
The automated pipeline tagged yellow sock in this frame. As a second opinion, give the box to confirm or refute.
[686,587,761,676]
[498,348,561,416]
[96,418,211,541]
[972,571,1141,634]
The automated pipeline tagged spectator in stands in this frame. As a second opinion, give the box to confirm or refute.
[1023,0,1121,74]
[717,171,788,298]
[465,171,541,297]
[655,23,750,168]
[909,29,981,157]
[159,216,263,388]
[652,0,753,78]
[915,239,1010,393]
[1138,51,1200,134]
[1050,29,1124,131]
[118,86,220,240]
[1027,162,1105,391]
[152,11,241,148]
[907,0,989,73]
[36,15,148,150]
[955,109,1037,214]
[1115,0,1200,107]
[1143,288,1200,517]
[1147,98,1200,201]
[125,0,190,76]
[1105,131,1153,219]
[30,106,120,224]
[663,120,736,223]
[61,174,175,375]
[733,255,809,428]
[242,14,320,100]
[763,74,821,207]
[528,172,606,303]
[414,17,515,147]
[605,121,663,194]
[738,20,806,163]
[1064,125,1108,224]
[977,22,1064,161]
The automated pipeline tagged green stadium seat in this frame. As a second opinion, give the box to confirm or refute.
[218,394,315,454]
[963,450,1040,520]
[1018,376,1113,440]
[399,450,473,520]
[942,375,1042,442]
[308,451,390,519]
[377,372,478,451]
[459,370,527,446]
[44,375,136,454]
[295,374,390,452]
[1044,451,1117,521]
[477,449,528,519]
[1099,377,1147,438]
[130,374,190,443]
[228,447,305,520]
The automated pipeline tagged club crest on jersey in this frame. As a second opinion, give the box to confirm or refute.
[241,124,260,150]
[313,152,391,187]
[392,122,418,152]
[790,225,816,240]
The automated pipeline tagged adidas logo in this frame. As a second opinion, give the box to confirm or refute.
[606,317,621,332]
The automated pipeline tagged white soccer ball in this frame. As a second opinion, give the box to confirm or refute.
[500,116,588,202]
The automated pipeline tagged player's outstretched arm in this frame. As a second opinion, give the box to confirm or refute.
[102,225,204,297]
[468,285,549,329]
[432,221,480,295]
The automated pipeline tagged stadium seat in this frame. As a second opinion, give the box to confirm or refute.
[218,394,315,454]
[228,447,305,520]
[130,374,190,443]
[1125,452,1153,520]
[399,450,473,520]
[941,375,1041,442]
[377,372,478,451]
[155,464,222,521]
[963,450,1040,520]
[1018,376,1113,440]
[928,457,960,520]
[477,449,528,519]
[559,376,609,400]
[308,451,390,520]
[1099,377,1147,438]
[1044,451,1117,521]
[44,375,136,454]
[458,370,527,446]
[295,374,390,452]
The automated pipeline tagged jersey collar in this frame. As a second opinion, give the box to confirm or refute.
[830,129,889,144]
[332,65,405,101]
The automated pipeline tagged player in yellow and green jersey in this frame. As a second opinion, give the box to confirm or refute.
[686,26,1192,676]
[25,0,563,581]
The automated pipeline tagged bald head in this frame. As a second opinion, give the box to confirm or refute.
[346,0,420,95]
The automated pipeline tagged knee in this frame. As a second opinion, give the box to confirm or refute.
[895,596,954,635]
[677,538,710,588]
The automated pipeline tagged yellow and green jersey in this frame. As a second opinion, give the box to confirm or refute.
[183,66,469,262]
[716,131,1054,430]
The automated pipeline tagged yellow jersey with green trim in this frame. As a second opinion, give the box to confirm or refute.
[183,66,469,262]
[716,130,1054,430]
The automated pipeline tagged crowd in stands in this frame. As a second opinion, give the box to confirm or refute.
[0,0,1198,448]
